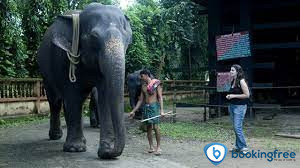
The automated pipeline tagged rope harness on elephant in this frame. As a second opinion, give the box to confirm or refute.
[67,14,80,82]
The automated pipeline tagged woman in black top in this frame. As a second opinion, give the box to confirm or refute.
[226,64,250,154]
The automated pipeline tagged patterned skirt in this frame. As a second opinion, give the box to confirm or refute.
[142,102,160,124]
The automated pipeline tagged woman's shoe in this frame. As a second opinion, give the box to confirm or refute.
[240,147,249,154]
[229,147,240,152]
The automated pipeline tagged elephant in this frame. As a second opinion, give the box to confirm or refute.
[127,70,153,119]
[89,87,100,128]
[37,3,132,159]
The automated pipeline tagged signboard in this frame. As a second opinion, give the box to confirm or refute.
[216,31,251,60]
[217,72,232,92]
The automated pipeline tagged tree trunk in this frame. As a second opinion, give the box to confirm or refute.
[156,50,166,79]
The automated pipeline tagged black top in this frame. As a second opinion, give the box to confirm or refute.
[228,79,249,105]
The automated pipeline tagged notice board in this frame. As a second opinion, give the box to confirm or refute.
[216,31,251,60]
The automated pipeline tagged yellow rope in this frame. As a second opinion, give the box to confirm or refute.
[67,14,80,82]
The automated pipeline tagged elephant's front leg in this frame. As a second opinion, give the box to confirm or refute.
[63,90,87,152]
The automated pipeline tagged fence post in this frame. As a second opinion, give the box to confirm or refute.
[172,80,176,123]
[172,88,177,123]
[33,80,41,114]
[204,105,207,122]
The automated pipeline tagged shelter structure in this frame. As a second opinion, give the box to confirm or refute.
[195,0,300,109]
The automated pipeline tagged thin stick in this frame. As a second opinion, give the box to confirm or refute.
[141,111,173,122]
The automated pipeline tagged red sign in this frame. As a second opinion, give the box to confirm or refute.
[217,72,232,92]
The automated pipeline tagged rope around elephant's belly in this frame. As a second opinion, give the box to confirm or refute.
[67,14,80,83]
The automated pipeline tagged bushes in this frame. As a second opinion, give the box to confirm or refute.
[0,0,28,77]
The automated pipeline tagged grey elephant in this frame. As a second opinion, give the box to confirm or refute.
[37,3,132,159]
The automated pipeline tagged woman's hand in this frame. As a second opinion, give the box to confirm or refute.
[226,94,235,100]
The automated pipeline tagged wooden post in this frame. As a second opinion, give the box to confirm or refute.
[172,88,177,123]
[204,89,208,121]
[190,81,193,97]
[33,81,41,114]
[204,106,207,122]
[208,0,222,117]
[240,0,254,120]
[188,47,191,80]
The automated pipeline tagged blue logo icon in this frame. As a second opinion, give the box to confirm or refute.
[204,143,228,165]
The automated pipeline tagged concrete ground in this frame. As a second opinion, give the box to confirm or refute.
[0,111,299,168]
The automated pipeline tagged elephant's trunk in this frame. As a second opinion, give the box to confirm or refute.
[128,88,137,109]
[98,27,126,159]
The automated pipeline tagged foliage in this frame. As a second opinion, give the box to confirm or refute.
[0,114,48,128]
[160,0,208,79]
[21,0,53,77]
[125,8,151,74]
[0,0,28,77]
[49,0,68,23]
[125,0,208,79]
[0,0,208,79]
[160,122,235,142]
[125,1,159,75]
[73,0,114,9]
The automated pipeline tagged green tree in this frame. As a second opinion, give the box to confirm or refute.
[70,0,115,9]
[0,0,28,77]
[125,7,151,74]
[49,0,68,23]
[156,0,208,79]
[21,0,52,77]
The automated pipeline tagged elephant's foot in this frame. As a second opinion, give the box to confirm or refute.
[63,137,87,152]
[49,129,63,140]
[98,141,115,159]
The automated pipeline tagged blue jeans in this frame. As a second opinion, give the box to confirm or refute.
[228,104,247,149]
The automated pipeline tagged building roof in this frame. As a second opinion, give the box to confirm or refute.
[193,0,208,14]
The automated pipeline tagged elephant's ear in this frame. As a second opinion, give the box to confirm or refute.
[124,15,132,44]
[124,15,131,22]
[51,15,73,53]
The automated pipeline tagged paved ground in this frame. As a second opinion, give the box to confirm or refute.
[0,111,299,168]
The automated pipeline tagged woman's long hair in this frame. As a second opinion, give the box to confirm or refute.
[231,64,246,88]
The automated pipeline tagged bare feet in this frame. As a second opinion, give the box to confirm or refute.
[148,148,155,153]
[154,148,162,156]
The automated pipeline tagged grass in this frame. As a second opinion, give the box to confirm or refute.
[175,96,208,105]
[0,114,49,128]
[158,115,300,152]
[160,122,235,142]
[263,138,300,152]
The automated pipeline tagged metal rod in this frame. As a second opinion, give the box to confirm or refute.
[141,111,173,122]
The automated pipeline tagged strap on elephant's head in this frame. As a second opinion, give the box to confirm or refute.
[67,13,80,83]
[52,13,81,83]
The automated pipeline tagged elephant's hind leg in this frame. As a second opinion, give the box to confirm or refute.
[48,93,63,140]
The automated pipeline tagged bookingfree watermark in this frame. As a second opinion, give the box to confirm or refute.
[232,149,296,162]
[204,143,297,166]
